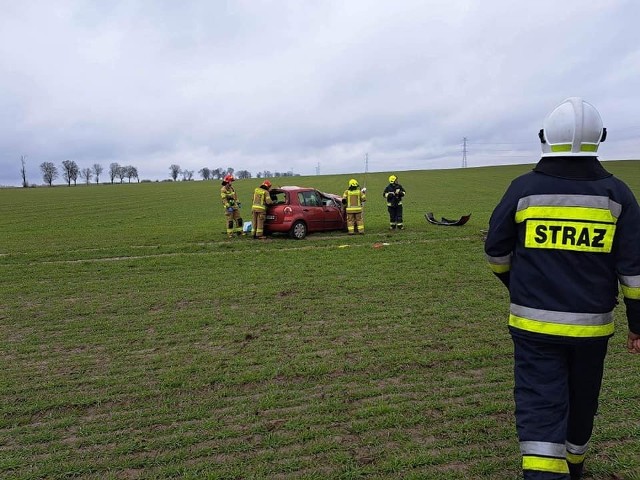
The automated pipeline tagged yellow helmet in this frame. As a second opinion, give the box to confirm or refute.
[389,175,397,183]
[348,178,359,187]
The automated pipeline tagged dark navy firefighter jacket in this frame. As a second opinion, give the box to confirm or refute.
[485,157,640,343]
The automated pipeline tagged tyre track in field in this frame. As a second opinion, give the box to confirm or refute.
[2,234,482,266]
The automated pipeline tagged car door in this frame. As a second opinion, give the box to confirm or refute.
[298,190,325,231]
[320,194,344,230]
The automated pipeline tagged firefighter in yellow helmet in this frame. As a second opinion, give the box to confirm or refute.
[342,178,366,234]
[251,179,273,239]
[383,174,406,229]
[220,174,243,238]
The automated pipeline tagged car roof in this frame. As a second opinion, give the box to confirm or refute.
[273,186,340,199]
[276,186,307,190]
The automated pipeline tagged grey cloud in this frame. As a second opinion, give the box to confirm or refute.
[2,0,640,186]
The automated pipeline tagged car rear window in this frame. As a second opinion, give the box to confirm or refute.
[271,191,287,204]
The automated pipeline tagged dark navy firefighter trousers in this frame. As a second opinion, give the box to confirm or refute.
[512,334,609,480]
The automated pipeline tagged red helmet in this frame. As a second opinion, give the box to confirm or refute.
[262,180,272,188]
[223,174,234,183]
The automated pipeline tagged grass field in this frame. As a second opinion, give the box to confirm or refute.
[1,161,639,479]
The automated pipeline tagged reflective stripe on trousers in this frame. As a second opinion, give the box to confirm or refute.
[512,334,608,479]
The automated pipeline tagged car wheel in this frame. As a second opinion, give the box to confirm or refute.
[290,220,307,240]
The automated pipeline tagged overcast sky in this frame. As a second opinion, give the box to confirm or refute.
[2,0,640,186]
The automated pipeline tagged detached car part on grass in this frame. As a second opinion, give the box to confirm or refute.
[265,186,347,239]
[425,212,471,226]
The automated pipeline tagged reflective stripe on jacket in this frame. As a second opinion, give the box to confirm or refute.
[252,187,270,212]
[484,157,640,340]
[342,188,365,213]
[383,183,405,206]
[221,185,238,208]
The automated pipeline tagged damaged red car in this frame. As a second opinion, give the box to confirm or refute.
[265,186,347,239]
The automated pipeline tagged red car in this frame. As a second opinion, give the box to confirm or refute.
[265,186,347,239]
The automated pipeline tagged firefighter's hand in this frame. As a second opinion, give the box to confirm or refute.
[627,330,640,354]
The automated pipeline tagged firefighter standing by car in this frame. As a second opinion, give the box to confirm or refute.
[383,175,406,229]
[485,97,640,480]
[342,178,366,234]
[251,179,273,239]
[220,174,243,238]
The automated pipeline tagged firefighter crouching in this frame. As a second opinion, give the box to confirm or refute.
[342,178,366,234]
[251,180,273,239]
[221,174,243,238]
[383,175,406,230]
[485,97,640,480]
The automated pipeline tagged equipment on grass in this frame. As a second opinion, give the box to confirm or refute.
[425,212,471,226]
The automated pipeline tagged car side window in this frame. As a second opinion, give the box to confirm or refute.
[298,191,321,207]
[320,195,334,207]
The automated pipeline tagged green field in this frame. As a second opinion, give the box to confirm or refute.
[1,161,639,479]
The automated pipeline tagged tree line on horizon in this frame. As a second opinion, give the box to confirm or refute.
[33,161,139,187]
[18,156,298,187]
[181,165,299,182]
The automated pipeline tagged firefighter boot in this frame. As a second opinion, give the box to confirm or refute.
[568,461,583,480]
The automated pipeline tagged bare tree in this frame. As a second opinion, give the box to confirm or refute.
[199,167,211,180]
[20,155,28,187]
[125,166,138,183]
[211,167,224,180]
[181,169,194,181]
[169,164,181,181]
[92,163,103,184]
[236,170,252,179]
[109,162,120,184]
[116,165,127,183]
[62,160,79,186]
[40,162,58,186]
[80,167,93,185]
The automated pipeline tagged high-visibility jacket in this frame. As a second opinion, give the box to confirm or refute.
[252,186,271,212]
[342,188,365,213]
[485,157,640,341]
[383,183,405,207]
[221,184,238,209]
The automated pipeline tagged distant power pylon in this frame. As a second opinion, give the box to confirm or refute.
[316,162,320,175]
[462,137,468,168]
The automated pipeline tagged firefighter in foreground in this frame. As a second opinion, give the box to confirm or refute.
[485,97,640,480]
[342,178,366,234]
[220,174,243,238]
[251,179,273,239]
[383,174,406,229]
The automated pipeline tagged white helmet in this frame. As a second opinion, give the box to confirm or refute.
[539,97,606,157]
